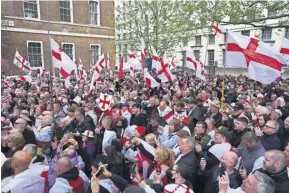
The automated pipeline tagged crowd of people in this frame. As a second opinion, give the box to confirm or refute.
[1,71,289,193]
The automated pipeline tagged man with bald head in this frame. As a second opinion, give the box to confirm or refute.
[1,151,45,193]
[13,118,36,145]
[50,157,89,193]
[199,151,242,193]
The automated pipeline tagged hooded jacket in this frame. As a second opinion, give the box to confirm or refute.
[49,167,89,193]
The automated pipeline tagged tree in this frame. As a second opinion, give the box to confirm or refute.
[116,0,289,57]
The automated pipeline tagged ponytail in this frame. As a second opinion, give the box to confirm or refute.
[168,149,175,169]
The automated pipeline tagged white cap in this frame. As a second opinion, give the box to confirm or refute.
[164,184,194,193]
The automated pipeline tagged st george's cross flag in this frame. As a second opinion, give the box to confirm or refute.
[157,59,176,83]
[151,46,161,72]
[226,31,286,84]
[50,38,77,80]
[144,68,159,88]
[13,50,32,75]
[280,37,289,65]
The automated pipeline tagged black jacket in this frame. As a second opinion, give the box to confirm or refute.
[256,167,289,193]
[76,115,95,133]
[205,111,222,128]
[5,146,23,158]
[229,128,249,148]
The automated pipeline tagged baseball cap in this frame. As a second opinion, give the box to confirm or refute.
[215,126,229,139]
[272,108,282,117]
[233,103,244,111]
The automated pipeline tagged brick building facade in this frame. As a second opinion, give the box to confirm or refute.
[1,0,115,75]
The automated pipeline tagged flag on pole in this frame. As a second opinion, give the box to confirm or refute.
[13,50,32,75]
[89,70,101,95]
[127,50,142,70]
[140,38,147,69]
[106,52,110,70]
[78,57,87,80]
[157,59,176,82]
[90,54,105,73]
[196,61,206,81]
[185,51,198,71]
[129,65,135,78]
[117,56,124,79]
[211,23,225,37]
[226,31,286,84]
[151,46,161,72]
[280,37,289,64]
[50,38,76,81]
[144,68,159,88]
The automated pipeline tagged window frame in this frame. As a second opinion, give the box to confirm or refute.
[195,35,202,46]
[59,0,73,23]
[26,40,44,70]
[285,28,289,39]
[23,0,40,20]
[241,30,250,37]
[207,50,215,66]
[88,0,100,26]
[61,42,75,61]
[90,44,101,66]
[208,34,215,45]
[261,28,272,41]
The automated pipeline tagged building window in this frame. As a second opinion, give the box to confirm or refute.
[195,36,202,46]
[90,45,100,66]
[27,41,43,68]
[223,49,226,66]
[60,0,73,23]
[88,0,99,25]
[268,11,277,17]
[285,28,289,39]
[194,50,200,61]
[223,32,227,43]
[241,30,250,37]
[262,28,272,41]
[208,50,214,66]
[208,35,215,45]
[23,0,40,19]
[62,43,75,61]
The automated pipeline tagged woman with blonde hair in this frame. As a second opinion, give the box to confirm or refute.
[147,146,175,184]
[4,132,25,158]
[145,133,157,148]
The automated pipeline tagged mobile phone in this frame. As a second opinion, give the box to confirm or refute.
[95,167,104,177]
[62,142,72,151]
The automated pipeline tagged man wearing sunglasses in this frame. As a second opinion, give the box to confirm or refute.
[260,120,281,151]
[13,118,36,145]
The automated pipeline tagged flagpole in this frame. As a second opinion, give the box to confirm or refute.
[46,1,54,118]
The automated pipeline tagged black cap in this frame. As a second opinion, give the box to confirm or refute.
[215,126,229,139]
[233,103,244,111]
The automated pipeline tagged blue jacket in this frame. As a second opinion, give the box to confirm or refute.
[159,132,177,149]
[260,133,281,150]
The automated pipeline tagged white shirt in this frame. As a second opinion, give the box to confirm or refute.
[33,125,52,142]
[2,169,45,193]
[102,130,117,153]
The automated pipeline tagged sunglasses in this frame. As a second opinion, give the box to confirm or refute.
[264,125,275,129]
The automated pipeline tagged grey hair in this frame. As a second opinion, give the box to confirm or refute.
[186,137,196,150]
[22,144,38,158]
[104,115,113,128]
[242,132,259,142]
[254,171,275,193]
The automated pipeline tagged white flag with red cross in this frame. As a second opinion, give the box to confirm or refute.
[211,23,225,37]
[127,50,142,70]
[151,46,161,72]
[13,50,32,75]
[90,54,105,73]
[186,51,198,71]
[89,69,101,95]
[162,110,174,124]
[226,31,286,84]
[78,57,87,80]
[98,93,112,111]
[196,61,206,81]
[2,80,13,88]
[280,37,289,64]
[144,68,159,88]
[106,52,110,70]
[50,38,76,79]
[130,65,135,78]
[140,38,147,69]
[18,75,33,83]
[157,59,176,83]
